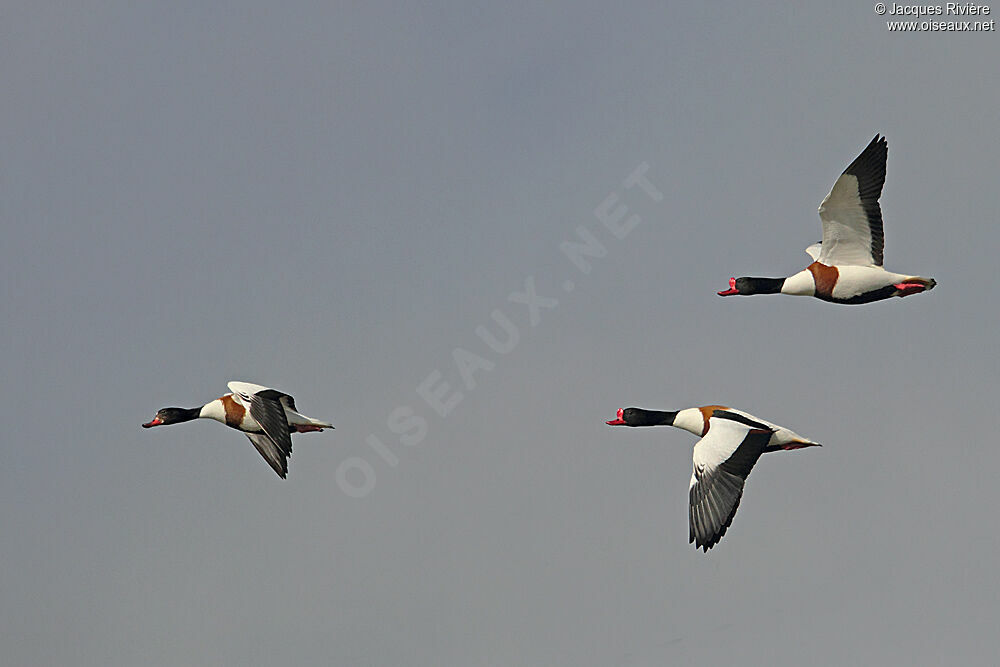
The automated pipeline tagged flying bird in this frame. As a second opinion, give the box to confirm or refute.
[606,405,820,551]
[717,134,936,304]
[142,381,334,478]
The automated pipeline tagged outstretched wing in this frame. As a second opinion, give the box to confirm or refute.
[689,413,773,551]
[228,381,298,413]
[246,391,294,478]
[226,382,299,477]
[245,432,290,479]
[816,134,887,267]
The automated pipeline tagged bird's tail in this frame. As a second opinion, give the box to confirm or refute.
[288,411,335,430]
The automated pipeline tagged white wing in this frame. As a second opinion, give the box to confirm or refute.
[689,412,772,551]
[816,135,887,267]
[805,242,822,261]
[228,381,272,399]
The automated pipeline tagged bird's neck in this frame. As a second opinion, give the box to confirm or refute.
[630,409,679,427]
[737,277,786,295]
[173,407,204,423]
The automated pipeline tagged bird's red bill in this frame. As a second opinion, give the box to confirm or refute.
[142,417,162,428]
[717,277,739,296]
[606,408,626,425]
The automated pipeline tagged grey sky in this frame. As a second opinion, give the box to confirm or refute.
[3,2,999,665]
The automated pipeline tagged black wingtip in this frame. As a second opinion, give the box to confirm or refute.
[710,409,772,432]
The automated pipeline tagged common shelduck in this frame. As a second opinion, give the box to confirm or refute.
[142,381,334,478]
[717,135,936,304]
[606,405,820,551]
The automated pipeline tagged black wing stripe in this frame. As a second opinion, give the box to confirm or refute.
[248,394,294,474]
[255,388,299,413]
[842,134,887,266]
[718,429,770,480]
[245,433,289,479]
[710,409,771,432]
[255,388,293,404]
